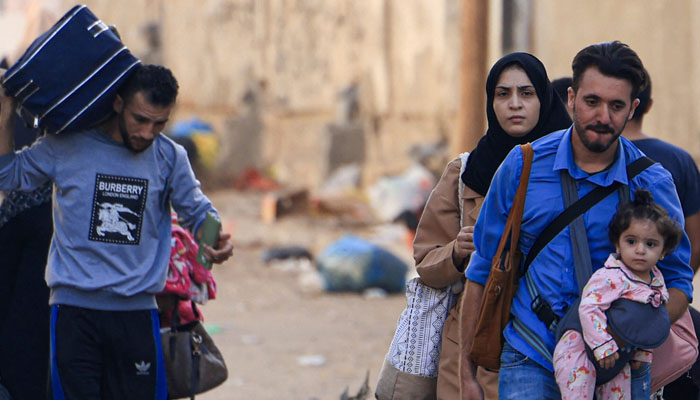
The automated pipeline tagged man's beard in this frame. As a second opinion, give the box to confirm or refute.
[572,108,626,153]
[119,114,152,153]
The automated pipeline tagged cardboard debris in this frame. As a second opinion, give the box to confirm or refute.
[261,188,310,223]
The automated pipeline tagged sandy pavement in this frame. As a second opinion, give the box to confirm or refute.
[193,190,411,400]
[194,189,700,400]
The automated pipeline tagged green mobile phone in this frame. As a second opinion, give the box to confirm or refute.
[196,211,221,270]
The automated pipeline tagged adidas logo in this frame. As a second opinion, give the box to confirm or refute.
[135,361,151,376]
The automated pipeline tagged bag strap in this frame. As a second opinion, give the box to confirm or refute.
[562,170,595,294]
[457,152,470,228]
[520,182,630,358]
[523,156,654,328]
[191,348,199,400]
[170,299,201,331]
[516,156,654,362]
[562,173,629,293]
[522,156,654,272]
[172,302,182,330]
[493,144,533,264]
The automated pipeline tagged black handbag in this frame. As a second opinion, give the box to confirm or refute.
[161,303,228,399]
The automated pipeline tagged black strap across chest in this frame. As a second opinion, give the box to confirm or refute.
[522,156,655,273]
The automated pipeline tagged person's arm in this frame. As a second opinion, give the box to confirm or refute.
[167,142,233,265]
[675,148,700,273]
[647,174,694,314]
[0,72,16,155]
[414,158,473,288]
[684,211,700,273]
[0,78,55,190]
[458,279,484,400]
[577,269,621,362]
[666,287,690,323]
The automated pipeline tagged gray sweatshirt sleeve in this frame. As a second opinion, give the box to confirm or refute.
[0,135,55,191]
[165,141,217,235]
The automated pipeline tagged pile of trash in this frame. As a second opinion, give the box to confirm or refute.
[186,109,447,296]
[247,160,441,296]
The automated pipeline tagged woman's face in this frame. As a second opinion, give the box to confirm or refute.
[493,65,541,137]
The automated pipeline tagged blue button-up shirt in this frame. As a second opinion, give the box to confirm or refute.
[466,127,694,371]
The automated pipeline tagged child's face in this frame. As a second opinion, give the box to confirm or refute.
[616,218,665,279]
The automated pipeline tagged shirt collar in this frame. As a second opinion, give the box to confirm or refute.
[553,126,629,186]
[604,253,665,290]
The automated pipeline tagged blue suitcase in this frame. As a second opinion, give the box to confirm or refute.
[1,5,141,135]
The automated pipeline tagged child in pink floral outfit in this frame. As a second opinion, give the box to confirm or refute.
[554,190,683,400]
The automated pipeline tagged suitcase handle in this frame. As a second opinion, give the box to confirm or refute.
[13,80,39,102]
[88,20,109,38]
[17,104,40,129]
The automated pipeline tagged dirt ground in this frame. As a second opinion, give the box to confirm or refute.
[194,189,413,400]
[194,189,700,400]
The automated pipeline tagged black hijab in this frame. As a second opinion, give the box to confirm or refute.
[461,52,571,196]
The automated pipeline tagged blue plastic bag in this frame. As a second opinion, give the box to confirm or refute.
[316,235,408,293]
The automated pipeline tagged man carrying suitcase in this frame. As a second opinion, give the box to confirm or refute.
[0,64,233,399]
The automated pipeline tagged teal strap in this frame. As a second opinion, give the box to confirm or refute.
[512,318,553,364]
[516,273,556,365]
[525,269,537,299]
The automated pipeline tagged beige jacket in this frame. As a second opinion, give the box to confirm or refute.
[413,157,486,399]
[414,158,483,287]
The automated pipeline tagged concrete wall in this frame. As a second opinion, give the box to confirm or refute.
[531,0,700,158]
[66,0,463,188]
[3,1,699,189]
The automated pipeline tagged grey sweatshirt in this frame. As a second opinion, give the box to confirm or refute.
[0,129,217,310]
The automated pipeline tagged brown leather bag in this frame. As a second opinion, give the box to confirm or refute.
[469,143,533,370]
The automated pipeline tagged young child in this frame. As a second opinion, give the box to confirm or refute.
[553,189,684,399]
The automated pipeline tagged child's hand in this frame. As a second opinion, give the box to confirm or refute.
[599,352,620,369]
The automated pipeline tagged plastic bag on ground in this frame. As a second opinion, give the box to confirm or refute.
[315,235,408,293]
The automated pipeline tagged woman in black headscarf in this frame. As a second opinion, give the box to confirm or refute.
[375,53,570,400]
[461,52,572,197]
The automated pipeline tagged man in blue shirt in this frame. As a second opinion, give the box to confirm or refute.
[459,41,694,399]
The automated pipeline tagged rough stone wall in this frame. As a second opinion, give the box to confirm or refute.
[0,0,64,62]
[5,1,696,189]
[69,0,463,189]
[531,0,700,160]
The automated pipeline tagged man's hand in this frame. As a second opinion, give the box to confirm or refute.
[452,225,475,268]
[599,351,619,369]
[201,231,234,265]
